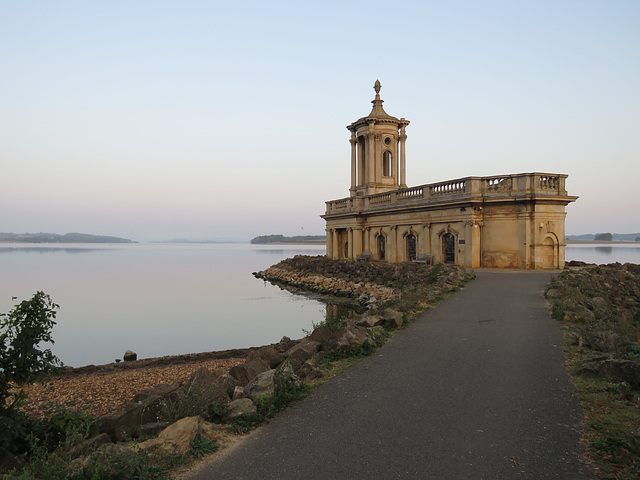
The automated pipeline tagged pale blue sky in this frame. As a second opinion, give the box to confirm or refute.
[2,1,638,241]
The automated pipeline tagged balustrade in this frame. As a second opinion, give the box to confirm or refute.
[325,173,567,215]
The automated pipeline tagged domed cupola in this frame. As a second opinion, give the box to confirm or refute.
[347,81,409,196]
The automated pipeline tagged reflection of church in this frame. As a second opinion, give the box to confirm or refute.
[322,81,578,269]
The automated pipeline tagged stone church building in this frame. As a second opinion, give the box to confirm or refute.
[322,81,577,269]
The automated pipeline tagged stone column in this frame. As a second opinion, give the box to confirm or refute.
[399,124,407,188]
[394,135,400,187]
[332,229,339,259]
[350,131,357,195]
[367,123,376,187]
[326,229,331,257]
[364,227,370,253]
[348,228,354,259]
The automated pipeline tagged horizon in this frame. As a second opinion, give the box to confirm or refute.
[2,1,638,242]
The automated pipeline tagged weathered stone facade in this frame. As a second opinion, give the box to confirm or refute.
[322,81,578,269]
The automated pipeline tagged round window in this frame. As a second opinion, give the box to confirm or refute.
[384,137,391,145]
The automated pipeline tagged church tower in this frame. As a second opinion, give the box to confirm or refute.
[347,80,410,197]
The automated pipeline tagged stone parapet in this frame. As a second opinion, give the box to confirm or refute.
[324,172,572,216]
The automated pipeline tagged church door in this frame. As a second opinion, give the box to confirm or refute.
[378,235,386,261]
[443,234,455,264]
[407,234,417,261]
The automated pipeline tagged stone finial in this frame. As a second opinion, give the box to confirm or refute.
[374,79,381,95]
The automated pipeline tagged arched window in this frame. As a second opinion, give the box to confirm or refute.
[407,234,417,261]
[378,235,386,261]
[443,233,455,264]
[382,151,393,177]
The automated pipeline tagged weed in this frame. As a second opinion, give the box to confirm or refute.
[189,433,219,459]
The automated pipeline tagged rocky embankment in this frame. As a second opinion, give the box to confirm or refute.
[545,262,640,478]
[545,263,640,368]
[254,255,473,306]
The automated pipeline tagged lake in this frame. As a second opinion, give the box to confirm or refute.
[565,243,640,265]
[0,243,327,367]
[1,242,638,367]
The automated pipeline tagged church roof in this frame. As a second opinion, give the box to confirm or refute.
[347,80,408,130]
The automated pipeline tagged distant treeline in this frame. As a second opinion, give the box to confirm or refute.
[0,232,136,243]
[566,233,640,242]
[251,234,326,244]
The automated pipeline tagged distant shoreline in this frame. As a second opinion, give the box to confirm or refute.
[566,240,639,245]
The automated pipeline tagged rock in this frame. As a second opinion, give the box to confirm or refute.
[579,358,640,387]
[228,398,257,417]
[280,336,292,343]
[380,308,404,329]
[309,324,371,352]
[578,331,628,352]
[186,367,231,410]
[97,403,143,442]
[246,346,285,369]
[244,369,276,402]
[284,340,321,372]
[213,373,242,398]
[232,386,245,400]
[229,359,271,385]
[136,416,231,457]
[298,359,324,381]
[355,315,383,328]
[135,422,169,439]
[129,381,183,425]
[123,350,137,362]
[68,433,113,458]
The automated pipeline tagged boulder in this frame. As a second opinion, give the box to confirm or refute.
[136,416,232,457]
[284,340,321,372]
[246,346,285,368]
[354,315,383,328]
[123,350,137,362]
[380,309,404,329]
[212,373,242,398]
[229,359,271,385]
[580,358,640,387]
[244,369,276,402]
[232,386,245,400]
[131,381,183,424]
[228,398,257,417]
[309,325,371,351]
[298,359,324,381]
[97,404,143,442]
[187,367,231,409]
[134,422,169,439]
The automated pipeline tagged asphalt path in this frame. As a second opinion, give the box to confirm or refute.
[188,271,595,479]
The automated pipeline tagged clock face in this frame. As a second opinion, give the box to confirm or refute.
[384,137,391,145]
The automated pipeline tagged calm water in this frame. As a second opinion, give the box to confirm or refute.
[565,243,640,265]
[1,242,637,367]
[0,243,327,367]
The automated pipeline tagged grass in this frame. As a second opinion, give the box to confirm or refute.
[548,265,640,479]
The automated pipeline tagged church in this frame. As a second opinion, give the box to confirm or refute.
[322,81,577,269]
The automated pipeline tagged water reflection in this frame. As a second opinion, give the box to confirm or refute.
[566,244,640,264]
[0,246,111,254]
[0,243,328,367]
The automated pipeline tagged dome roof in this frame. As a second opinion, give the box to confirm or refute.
[347,80,408,131]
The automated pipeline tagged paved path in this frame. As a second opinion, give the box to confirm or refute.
[188,271,595,479]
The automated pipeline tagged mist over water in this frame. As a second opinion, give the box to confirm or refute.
[0,243,327,367]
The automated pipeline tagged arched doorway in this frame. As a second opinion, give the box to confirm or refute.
[407,234,417,261]
[377,235,386,261]
[541,236,556,268]
[443,233,455,264]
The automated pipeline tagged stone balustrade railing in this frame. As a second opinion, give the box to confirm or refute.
[325,173,568,214]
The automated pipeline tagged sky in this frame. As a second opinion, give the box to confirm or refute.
[2,1,639,242]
